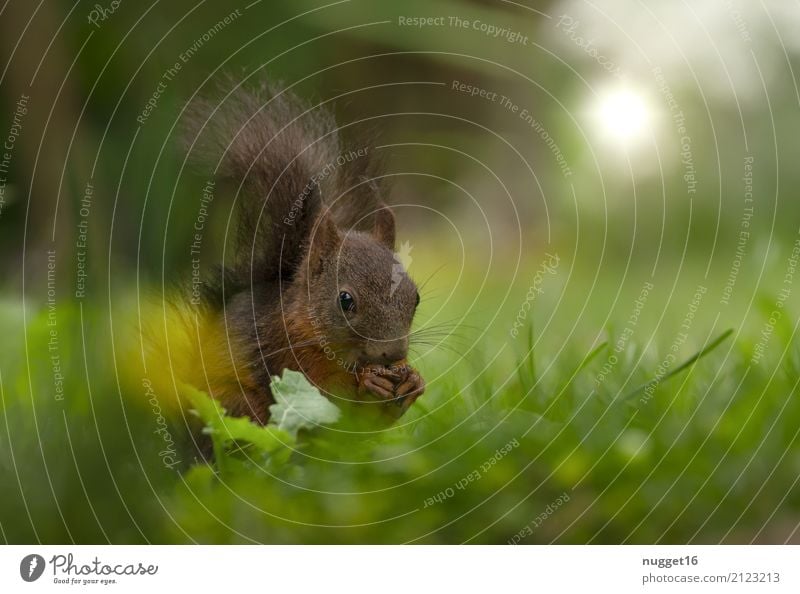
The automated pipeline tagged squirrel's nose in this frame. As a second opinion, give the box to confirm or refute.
[366,340,407,366]
[379,351,402,365]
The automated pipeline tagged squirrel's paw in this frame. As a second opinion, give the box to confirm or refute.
[356,363,425,417]
[395,367,425,403]
[358,370,397,400]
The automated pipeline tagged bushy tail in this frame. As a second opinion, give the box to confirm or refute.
[182,77,385,292]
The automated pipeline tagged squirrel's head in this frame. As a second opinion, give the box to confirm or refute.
[300,207,419,368]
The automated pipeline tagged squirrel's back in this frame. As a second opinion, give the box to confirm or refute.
[182,78,386,297]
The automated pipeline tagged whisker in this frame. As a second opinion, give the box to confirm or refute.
[409,341,469,358]
[410,335,466,345]
[410,335,471,349]
[411,327,475,342]
[415,263,449,294]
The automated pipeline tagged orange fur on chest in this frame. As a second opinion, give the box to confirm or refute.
[199,307,358,421]
[275,312,359,397]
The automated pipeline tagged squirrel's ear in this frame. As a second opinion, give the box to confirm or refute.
[372,206,396,250]
[309,212,341,275]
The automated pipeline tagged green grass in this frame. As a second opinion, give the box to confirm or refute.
[1,250,798,544]
[2,0,800,546]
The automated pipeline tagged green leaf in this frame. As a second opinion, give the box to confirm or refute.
[268,370,341,437]
[182,384,292,457]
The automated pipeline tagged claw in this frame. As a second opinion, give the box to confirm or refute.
[396,372,425,399]
[360,376,394,399]
[356,362,425,415]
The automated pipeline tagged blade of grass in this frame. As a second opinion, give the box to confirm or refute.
[553,340,609,394]
[514,320,537,389]
[577,340,609,374]
[527,321,536,385]
[623,329,734,399]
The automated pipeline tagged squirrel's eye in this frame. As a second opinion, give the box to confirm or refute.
[415,292,420,308]
[339,291,356,313]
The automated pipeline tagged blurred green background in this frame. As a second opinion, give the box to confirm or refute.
[0,0,798,543]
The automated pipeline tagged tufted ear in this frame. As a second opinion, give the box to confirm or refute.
[309,210,341,275]
[372,205,396,250]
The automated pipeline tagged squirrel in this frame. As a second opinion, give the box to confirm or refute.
[165,79,425,430]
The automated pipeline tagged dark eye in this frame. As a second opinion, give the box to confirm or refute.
[415,292,420,308]
[339,291,356,313]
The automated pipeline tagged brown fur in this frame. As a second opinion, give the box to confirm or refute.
[180,78,423,430]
